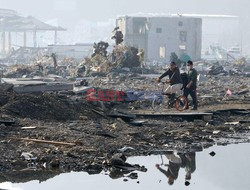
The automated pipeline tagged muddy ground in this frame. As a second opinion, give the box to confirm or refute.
[0,75,250,183]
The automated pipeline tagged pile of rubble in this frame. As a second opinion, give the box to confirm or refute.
[82,45,142,76]
[0,44,152,80]
[4,64,38,78]
[0,71,250,181]
[1,35,250,181]
[0,85,94,121]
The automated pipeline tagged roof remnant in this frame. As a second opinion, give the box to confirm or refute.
[0,15,66,32]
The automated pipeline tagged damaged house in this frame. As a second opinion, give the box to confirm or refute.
[0,8,66,59]
[116,15,202,62]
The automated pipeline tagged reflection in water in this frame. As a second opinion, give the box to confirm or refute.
[155,152,196,186]
[1,144,250,190]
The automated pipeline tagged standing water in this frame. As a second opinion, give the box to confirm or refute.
[1,143,250,190]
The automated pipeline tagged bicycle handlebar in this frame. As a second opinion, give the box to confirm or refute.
[158,81,168,85]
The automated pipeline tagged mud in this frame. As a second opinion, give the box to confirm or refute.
[0,75,250,183]
[0,92,91,121]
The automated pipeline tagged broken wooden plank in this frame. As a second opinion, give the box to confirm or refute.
[133,112,213,122]
[95,131,118,138]
[14,138,76,146]
[129,120,147,126]
[21,127,37,130]
[134,112,213,116]
[107,112,136,121]
[91,109,109,119]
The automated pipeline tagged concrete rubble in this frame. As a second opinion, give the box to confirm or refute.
[0,44,250,183]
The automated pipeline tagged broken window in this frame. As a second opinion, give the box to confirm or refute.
[179,31,187,42]
[156,28,162,33]
[133,19,146,34]
[159,47,166,58]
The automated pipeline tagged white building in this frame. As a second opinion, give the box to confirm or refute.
[116,16,202,62]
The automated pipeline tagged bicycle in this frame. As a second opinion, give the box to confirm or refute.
[152,81,188,112]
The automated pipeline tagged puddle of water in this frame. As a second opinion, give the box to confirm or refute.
[1,143,250,190]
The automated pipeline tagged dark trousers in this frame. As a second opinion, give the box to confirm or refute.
[184,87,198,108]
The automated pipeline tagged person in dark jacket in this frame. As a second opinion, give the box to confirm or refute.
[184,60,198,110]
[184,152,196,181]
[156,62,183,104]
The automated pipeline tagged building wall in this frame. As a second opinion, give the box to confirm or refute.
[147,17,179,62]
[117,17,148,58]
[117,16,202,62]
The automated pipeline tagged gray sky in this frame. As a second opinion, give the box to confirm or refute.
[1,0,250,49]
[0,0,249,27]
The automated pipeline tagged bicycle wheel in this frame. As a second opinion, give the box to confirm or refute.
[152,95,167,112]
[175,96,188,111]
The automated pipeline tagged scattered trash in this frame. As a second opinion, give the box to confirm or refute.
[0,120,15,126]
[185,181,190,186]
[110,153,147,173]
[213,130,221,135]
[96,131,118,138]
[129,120,146,126]
[207,66,228,76]
[209,151,216,157]
[21,152,37,161]
[49,158,60,168]
[83,164,103,175]
[127,173,138,180]
[225,89,232,97]
[21,126,37,130]
[118,146,135,152]
[225,122,240,125]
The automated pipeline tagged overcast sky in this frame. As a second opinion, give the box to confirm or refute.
[0,0,249,27]
[1,0,250,48]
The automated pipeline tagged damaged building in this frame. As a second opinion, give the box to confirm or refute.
[116,16,202,62]
[0,8,66,59]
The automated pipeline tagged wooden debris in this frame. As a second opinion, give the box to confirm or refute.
[91,109,109,119]
[96,131,118,138]
[14,138,76,146]
[21,126,37,130]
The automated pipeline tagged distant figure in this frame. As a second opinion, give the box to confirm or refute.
[137,49,145,73]
[112,27,124,45]
[184,60,198,110]
[137,49,145,65]
[51,53,57,68]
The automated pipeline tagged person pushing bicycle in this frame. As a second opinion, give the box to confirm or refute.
[156,62,183,106]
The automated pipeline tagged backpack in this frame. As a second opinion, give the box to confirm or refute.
[181,72,188,88]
